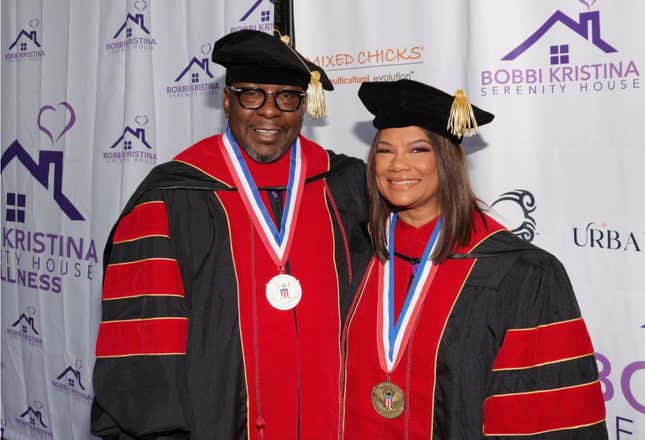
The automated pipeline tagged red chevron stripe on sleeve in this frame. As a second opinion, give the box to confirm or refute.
[492,318,594,371]
[96,317,188,358]
[103,258,184,300]
[483,380,605,436]
[112,201,169,244]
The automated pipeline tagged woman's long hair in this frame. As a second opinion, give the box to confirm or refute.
[367,129,484,263]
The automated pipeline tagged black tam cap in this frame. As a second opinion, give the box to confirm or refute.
[212,30,333,91]
[358,79,494,145]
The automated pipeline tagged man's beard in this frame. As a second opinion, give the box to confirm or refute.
[241,143,291,163]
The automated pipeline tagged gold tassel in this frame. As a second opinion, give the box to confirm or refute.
[447,89,479,138]
[275,28,327,119]
[307,71,326,119]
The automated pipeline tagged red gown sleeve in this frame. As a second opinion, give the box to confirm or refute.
[91,191,192,439]
[483,254,608,439]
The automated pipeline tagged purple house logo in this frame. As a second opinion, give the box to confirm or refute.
[7,30,41,51]
[239,0,275,22]
[1,140,84,221]
[1,101,83,220]
[53,360,89,392]
[231,0,274,32]
[106,2,156,53]
[175,57,215,84]
[480,2,639,97]
[51,360,93,402]
[55,366,86,390]
[18,406,48,429]
[502,9,617,65]
[5,307,43,345]
[166,49,221,99]
[113,13,150,39]
[109,126,152,151]
[104,117,157,163]
[11,313,39,336]
[16,402,51,435]
[4,19,45,62]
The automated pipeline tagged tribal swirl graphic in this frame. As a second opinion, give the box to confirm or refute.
[491,189,537,242]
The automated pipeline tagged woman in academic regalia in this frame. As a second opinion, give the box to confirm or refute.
[340,79,608,439]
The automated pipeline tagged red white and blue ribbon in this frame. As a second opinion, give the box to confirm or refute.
[377,213,442,373]
[221,128,306,268]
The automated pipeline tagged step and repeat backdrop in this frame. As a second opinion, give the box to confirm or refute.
[1,0,643,438]
[294,0,644,438]
[1,1,274,438]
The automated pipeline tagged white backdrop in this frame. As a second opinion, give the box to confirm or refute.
[1,1,275,438]
[1,0,643,439]
[295,0,644,438]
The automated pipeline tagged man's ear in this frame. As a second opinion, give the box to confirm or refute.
[223,88,231,116]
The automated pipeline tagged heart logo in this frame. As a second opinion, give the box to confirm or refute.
[134,0,147,11]
[27,306,36,316]
[75,359,83,369]
[29,18,40,29]
[37,101,76,146]
[134,114,149,126]
[34,401,43,409]
[201,43,212,56]
[579,0,597,9]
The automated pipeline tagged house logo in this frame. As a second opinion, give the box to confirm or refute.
[52,360,93,403]
[231,0,275,32]
[165,44,221,99]
[491,189,537,242]
[4,18,45,62]
[480,0,640,97]
[103,115,157,164]
[1,141,84,221]
[5,307,43,346]
[1,102,84,221]
[114,13,150,39]
[1,102,98,295]
[106,0,156,53]
[501,7,617,63]
[15,401,52,438]
[573,222,641,252]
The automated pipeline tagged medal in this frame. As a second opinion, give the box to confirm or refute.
[221,128,307,310]
[371,381,405,419]
[371,215,442,418]
[265,273,302,310]
[377,214,442,373]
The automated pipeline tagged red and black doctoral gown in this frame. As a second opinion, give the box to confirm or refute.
[341,213,608,439]
[91,134,371,440]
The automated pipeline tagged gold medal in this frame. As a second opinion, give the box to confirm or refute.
[371,381,405,419]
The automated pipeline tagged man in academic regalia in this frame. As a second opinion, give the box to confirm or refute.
[91,30,371,440]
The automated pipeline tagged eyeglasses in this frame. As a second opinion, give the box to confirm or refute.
[226,86,307,112]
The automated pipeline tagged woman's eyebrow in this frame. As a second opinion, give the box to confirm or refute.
[406,139,432,146]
